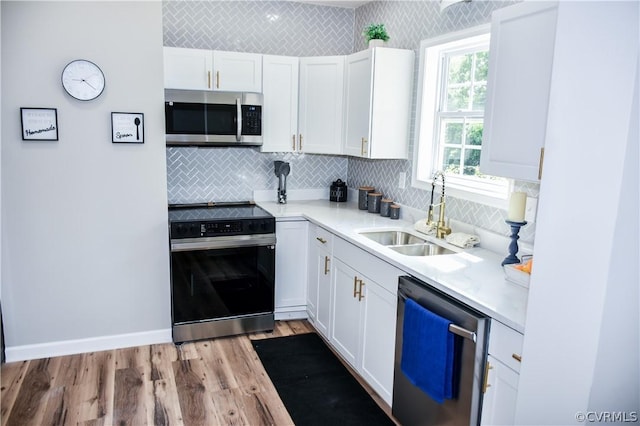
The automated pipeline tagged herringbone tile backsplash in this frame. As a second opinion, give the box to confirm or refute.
[163,0,537,243]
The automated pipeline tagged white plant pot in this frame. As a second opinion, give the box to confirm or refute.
[368,39,386,49]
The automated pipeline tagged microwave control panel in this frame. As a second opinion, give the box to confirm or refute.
[242,105,262,135]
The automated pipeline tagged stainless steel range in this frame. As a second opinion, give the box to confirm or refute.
[168,202,276,343]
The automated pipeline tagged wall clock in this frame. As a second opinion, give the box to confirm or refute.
[61,59,105,101]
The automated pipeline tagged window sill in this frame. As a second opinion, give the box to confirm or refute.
[412,177,509,210]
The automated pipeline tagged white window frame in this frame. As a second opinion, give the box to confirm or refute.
[412,24,511,208]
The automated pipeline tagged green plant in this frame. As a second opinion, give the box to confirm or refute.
[362,23,390,42]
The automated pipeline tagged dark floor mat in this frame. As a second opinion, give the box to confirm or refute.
[252,333,395,426]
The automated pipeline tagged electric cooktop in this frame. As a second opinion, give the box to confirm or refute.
[168,201,275,238]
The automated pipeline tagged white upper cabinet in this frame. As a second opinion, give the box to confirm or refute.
[298,56,345,155]
[343,48,414,159]
[163,47,262,92]
[164,47,213,90]
[261,55,300,152]
[213,50,262,92]
[480,2,558,181]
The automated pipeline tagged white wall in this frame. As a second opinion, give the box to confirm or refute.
[1,1,171,361]
[515,2,639,423]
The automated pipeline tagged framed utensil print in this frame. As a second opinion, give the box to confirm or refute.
[111,112,144,143]
[21,108,59,141]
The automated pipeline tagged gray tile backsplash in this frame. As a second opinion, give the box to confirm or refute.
[163,0,537,244]
[167,148,348,204]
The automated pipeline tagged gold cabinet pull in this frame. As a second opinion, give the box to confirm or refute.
[353,276,359,298]
[358,280,365,301]
[207,71,211,89]
[299,134,303,151]
[316,237,326,244]
[292,134,296,151]
[512,353,522,362]
[216,71,220,89]
[361,137,368,156]
[324,256,330,275]
[482,361,493,394]
[538,147,545,180]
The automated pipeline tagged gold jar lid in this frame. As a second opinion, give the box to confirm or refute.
[359,186,375,191]
[368,192,382,197]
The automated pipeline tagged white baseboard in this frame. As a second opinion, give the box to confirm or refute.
[5,328,172,362]
[274,310,308,321]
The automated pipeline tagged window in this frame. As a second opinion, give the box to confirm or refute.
[413,25,508,205]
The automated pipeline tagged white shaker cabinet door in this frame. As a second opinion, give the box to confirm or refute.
[298,56,344,154]
[212,51,262,92]
[274,220,308,320]
[343,47,414,159]
[307,225,333,338]
[481,355,520,426]
[262,55,299,152]
[480,2,558,181]
[330,258,363,368]
[163,47,213,90]
[359,275,397,406]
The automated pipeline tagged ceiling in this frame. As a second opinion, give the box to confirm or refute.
[291,0,373,8]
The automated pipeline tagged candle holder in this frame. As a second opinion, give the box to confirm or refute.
[502,220,527,266]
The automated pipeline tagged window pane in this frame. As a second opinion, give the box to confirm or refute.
[463,148,481,176]
[446,86,470,111]
[442,147,461,174]
[443,120,463,145]
[472,84,486,110]
[447,54,472,85]
[466,122,483,146]
[475,51,489,81]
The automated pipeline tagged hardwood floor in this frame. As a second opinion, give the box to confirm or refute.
[0,321,393,426]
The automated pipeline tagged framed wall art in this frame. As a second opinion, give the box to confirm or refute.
[111,112,144,144]
[21,108,59,141]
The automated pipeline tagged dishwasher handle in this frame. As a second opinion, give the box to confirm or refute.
[398,288,477,343]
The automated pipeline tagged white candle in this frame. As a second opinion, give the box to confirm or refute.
[507,192,527,222]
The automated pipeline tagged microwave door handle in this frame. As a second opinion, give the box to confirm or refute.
[236,98,242,142]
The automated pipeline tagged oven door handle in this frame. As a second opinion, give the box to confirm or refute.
[171,234,276,252]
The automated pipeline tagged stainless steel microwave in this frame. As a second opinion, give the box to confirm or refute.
[164,89,263,147]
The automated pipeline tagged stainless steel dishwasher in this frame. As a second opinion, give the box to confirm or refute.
[392,275,489,426]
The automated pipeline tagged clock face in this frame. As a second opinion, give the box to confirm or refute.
[61,59,105,101]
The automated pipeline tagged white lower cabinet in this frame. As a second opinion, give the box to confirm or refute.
[274,219,309,320]
[481,320,524,425]
[330,258,363,367]
[307,224,333,338]
[359,274,397,404]
[481,355,520,425]
[329,236,402,406]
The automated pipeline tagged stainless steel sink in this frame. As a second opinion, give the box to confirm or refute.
[358,229,455,257]
[389,244,455,256]
[359,230,427,246]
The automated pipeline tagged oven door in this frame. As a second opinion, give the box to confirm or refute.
[170,234,275,341]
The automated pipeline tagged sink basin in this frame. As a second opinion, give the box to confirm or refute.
[358,229,455,257]
[389,244,455,256]
[359,230,426,246]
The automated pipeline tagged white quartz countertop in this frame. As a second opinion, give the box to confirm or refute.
[259,199,528,334]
